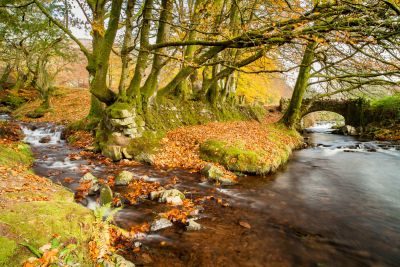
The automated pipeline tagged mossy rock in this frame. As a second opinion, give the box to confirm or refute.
[200,140,271,174]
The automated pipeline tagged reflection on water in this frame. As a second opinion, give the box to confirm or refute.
[18,120,400,266]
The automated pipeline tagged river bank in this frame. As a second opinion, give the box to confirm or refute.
[0,119,95,266]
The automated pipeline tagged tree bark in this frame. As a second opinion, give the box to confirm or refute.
[126,0,154,108]
[141,0,173,104]
[281,42,318,128]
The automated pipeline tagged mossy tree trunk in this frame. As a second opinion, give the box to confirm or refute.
[141,0,173,105]
[0,64,12,90]
[281,42,318,129]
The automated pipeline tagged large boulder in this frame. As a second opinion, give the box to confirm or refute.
[115,170,134,185]
[341,125,358,136]
[201,164,236,185]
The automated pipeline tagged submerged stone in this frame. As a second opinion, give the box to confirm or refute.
[150,218,173,231]
[186,219,201,231]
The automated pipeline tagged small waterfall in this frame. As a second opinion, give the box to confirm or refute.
[0,113,11,121]
[20,124,64,145]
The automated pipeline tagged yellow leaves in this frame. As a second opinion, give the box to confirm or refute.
[91,21,105,37]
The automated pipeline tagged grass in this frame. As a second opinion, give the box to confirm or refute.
[0,143,33,167]
[371,93,400,120]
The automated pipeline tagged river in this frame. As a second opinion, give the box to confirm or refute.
[3,115,400,266]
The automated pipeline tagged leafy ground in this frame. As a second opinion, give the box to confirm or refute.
[153,110,303,175]
[12,87,91,123]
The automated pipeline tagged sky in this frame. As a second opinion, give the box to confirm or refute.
[71,4,91,39]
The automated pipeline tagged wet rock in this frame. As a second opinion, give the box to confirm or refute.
[341,125,358,136]
[201,164,236,185]
[150,218,173,231]
[158,189,185,203]
[39,136,51,143]
[149,188,165,200]
[186,219,201,231]
[239,221,251,229]
[115,170,134,185]
[166,196,183,206]
[100,185,113,205]
[80,172,100,194]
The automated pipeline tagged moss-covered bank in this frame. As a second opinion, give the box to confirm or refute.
[0,141,95,266]
[199,123,302,175]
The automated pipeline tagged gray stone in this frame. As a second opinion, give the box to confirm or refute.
[158,189,185,203]
[201,164,236,185]
[150,218,173,231]
[110,117,135,127]
[100,185,113,205]
[123,128,138,137]
[341,125,358,136]
[80,172,96,182]
[115,170,134,185]
[102,145,122,161]
[186,219,201,231]
[135,152,155,165]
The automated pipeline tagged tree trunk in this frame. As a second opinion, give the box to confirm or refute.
[127,0,154,108]
[281,42,317,128]
[0,64,12,90]
[141,0,173,105]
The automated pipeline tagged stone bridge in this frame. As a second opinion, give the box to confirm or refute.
[280,98,370,127]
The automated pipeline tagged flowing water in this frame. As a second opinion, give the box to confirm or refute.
[4,115,400,266]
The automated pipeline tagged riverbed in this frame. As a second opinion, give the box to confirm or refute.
[3,116,400,266]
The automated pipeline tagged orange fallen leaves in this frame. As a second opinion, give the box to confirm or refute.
[123,180,161,204]
[153,110,296,176]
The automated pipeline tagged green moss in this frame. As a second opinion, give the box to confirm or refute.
[0,237,17,266]
[200,124,302,175]
[127,130,164,156]
[200,140,271,174]
[0,201,94,266]
[370,93,400,120]
[0,143,33,167]
[0,94,26,109]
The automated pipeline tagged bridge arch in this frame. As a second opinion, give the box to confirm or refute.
[280,98,370,128]
[301,111,345,128]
